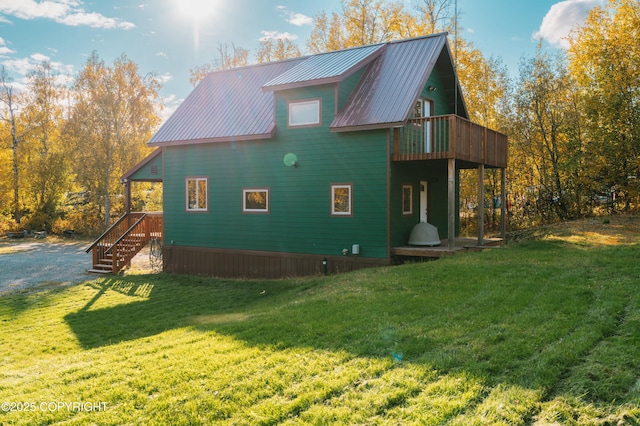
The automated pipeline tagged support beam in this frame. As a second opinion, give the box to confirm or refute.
[501,167,507,239]
[477,164,485,246]
[448,159,456,251]
[123,180,131,213]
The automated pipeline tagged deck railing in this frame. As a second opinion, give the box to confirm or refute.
[85,212,163,273]
[393,114,508,168]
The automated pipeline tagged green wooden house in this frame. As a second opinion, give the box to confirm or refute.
[88,33,507,278]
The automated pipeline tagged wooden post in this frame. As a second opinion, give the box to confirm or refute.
[123,179,131,213]
[501,167,507,240]
[448,158,456,251]
[477,163,484,246]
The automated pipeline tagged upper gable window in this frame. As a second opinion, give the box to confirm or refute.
[289,99,321,127]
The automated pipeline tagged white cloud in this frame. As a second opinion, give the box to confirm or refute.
[0,36,13,56]
[0,0,135,30]
[277,5,312,27]
[157,72,172,83]
[31,53,50,62]
[259,31,298,42]
[2,57,33,76]
[2,55,74,81]
[156,51,167,58]
[534,0,604,48]
[157,94,182,123]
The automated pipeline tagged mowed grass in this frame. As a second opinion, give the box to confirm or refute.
[1,216,640,425]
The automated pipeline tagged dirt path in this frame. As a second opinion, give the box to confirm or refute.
[0,239,154,296]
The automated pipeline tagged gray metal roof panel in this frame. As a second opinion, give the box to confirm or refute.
[149,59,303,145]
[331,34,447,130]
[262,44,384,90]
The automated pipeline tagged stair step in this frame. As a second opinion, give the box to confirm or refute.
[88,268,112,274]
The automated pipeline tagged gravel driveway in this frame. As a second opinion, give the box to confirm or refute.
[0,240,93,295]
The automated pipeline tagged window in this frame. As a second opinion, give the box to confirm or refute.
[289,99,321,127]
[243,188,269,213]
[402,184,413,215]
[186,177,207,211]
[331,184,352,216]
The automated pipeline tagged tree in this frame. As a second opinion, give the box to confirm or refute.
[189,43,249,86]
[415,0,455,34]
[20,62,69,228]
[307,11,345,54]
[0,67,30,224]
[511,46,583,221]
[568,0,640,211]
[256,37,302,64]
[66,52,161,226]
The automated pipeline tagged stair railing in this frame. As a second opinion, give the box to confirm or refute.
[85,212,162,273]
[105,213,148,272]
[85,213,137,269]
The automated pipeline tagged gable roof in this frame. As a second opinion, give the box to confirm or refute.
[149,33,467,147]
[331,33,468,131]
[149,59,304,146]
[262,43,385,91]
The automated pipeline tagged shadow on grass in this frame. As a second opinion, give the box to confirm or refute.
[63,240,640,407]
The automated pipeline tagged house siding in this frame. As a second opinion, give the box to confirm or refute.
[389,160,452,246]
[388,67,461,247]
[126,150,163,181]
[163,83,389,263]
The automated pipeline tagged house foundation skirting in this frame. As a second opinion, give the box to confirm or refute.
[163,246,390,279]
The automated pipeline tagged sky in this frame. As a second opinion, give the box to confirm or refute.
[0,0,605,120]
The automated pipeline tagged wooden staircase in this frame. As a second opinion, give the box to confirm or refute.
[86,212,163,274]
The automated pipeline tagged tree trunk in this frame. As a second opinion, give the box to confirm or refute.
[10,112,20,224]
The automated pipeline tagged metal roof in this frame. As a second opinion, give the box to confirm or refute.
[148,33,467,146]
[149,59,303,146]
[331,33,460,131]
[262,44,385,91]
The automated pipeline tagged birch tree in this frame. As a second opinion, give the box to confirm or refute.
[67,52,161,225]
[568,0,640,211]
[20,62,68,226]
[0,67,29,224]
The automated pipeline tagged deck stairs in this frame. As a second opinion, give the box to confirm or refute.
[86,212,163,274]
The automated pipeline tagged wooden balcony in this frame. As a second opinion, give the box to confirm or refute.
[392,114,508,168]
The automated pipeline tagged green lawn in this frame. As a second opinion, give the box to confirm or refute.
[1,216,639,425]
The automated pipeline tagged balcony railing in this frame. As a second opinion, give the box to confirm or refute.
[392,114,508,168]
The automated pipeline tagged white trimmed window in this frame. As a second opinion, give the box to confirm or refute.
[243,188,269,213]
[331,184,352,216]
[402,184,413,215]
[289,99,321,127]
[186,177,207,211]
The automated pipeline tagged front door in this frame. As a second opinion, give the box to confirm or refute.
[420,180,428,222]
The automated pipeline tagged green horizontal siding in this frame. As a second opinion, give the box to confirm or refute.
[389,160,460,246]
[128,151,163,181]
[163,85,389,259]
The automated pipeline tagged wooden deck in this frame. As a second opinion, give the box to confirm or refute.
[392,115,508,168]
[392,237,503,258]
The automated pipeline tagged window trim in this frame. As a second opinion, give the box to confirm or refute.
[242,188,270,214]
[288,98,321,128]
[330,183,352,217]
[402,184,413,215]
[185,176,208,212]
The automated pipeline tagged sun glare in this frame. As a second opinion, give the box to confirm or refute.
[176,0,217,22]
